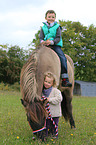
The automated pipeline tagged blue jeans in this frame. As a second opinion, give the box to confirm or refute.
[51,45,67,74]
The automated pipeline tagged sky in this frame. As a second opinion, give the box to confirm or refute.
[0,0,96,49]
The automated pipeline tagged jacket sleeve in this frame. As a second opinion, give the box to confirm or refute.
[49,89,63,104]
[39,28,45,43]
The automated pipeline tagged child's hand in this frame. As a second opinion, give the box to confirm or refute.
[45,39,51,46]
[41,41,46,45]
[41,39,51,46]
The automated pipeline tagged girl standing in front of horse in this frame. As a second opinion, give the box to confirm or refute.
[42,72,62,139]
[39,10,72,87]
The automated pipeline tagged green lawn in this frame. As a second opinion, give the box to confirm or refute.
[0,90,96,145]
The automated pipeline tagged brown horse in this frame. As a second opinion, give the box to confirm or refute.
[20,45,75,140]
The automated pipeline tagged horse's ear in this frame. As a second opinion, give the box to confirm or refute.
[21,99,24,105]
[21,99,27,107]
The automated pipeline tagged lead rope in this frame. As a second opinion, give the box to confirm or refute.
[41,96,58,137]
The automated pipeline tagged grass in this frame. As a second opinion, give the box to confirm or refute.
[0,90,96,145]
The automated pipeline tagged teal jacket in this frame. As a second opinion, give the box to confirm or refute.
[42,22,63,47]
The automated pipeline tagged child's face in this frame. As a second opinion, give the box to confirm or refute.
[45,13,55,24]
[44,76,53,89]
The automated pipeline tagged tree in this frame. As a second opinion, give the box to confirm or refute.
[59,21,96,81]
[0,45,29,84]
[29,30,41,48]
[0,45,8,82]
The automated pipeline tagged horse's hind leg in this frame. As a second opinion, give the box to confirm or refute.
[67,99,75,128]
[62,91,76,128]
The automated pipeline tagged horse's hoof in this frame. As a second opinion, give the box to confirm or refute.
[71,126,76,129]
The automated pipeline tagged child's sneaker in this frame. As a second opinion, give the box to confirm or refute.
[62,78,72,87]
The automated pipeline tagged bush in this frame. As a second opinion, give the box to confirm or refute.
[0,82,6,90]
[0,82,20,91]
[10,82,20,91]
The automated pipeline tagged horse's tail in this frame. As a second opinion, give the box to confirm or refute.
[61,54,75,128]
[65,54,74,71]
[20,50,39,103]
[65,54,74,88]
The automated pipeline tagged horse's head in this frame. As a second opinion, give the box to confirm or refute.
[21,98,47,130]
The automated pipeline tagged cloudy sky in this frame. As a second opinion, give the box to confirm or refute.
[0,0,96,49]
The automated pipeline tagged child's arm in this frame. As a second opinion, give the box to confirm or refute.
[49,89,63,104]
[39,28,44,43]
[39,28,50,45]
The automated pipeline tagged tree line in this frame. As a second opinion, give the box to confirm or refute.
[0,21,96,84]
[0,45,31,84]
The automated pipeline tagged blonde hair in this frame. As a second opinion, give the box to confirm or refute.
[44,71,57,87]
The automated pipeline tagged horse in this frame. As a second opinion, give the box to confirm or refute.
[20,45,75,140]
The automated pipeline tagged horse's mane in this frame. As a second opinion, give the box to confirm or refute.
[20,47,39,103]
[20,46,48,125]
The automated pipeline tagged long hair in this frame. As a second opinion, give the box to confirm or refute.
[20,49,39,103]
